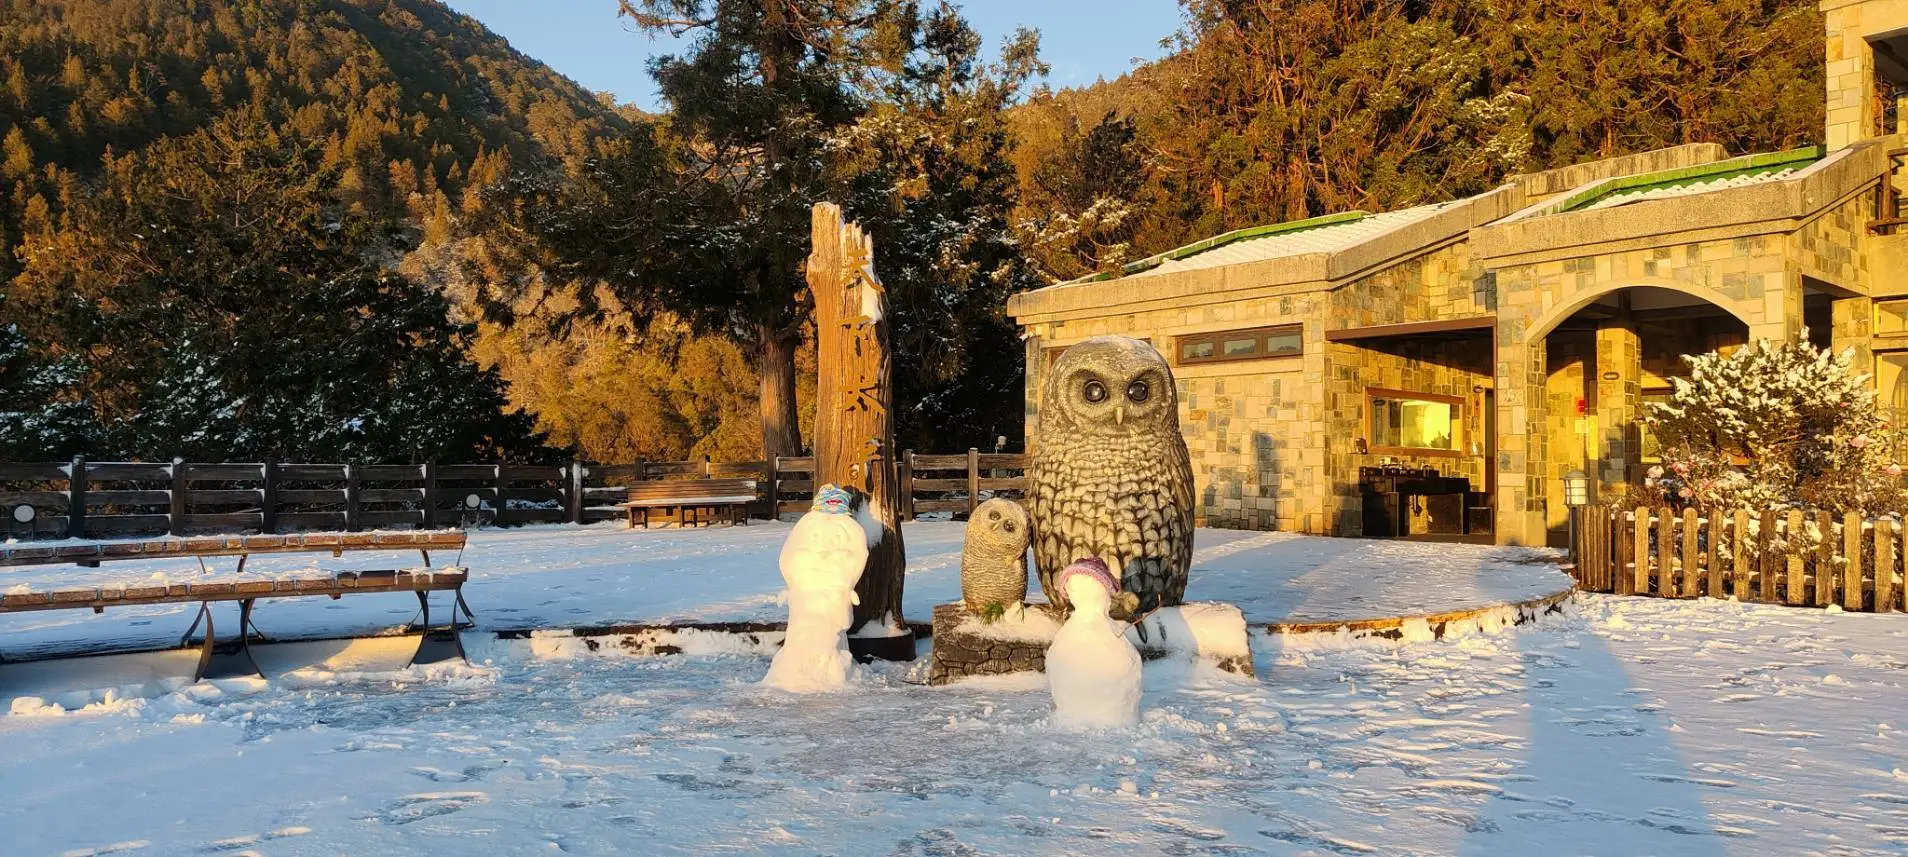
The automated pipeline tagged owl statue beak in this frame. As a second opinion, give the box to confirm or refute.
[1115,405,1125,426]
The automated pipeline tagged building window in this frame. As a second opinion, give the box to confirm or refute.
[1878,300,1908,336]
[1177,325,1302,365]
[1367,388,1462,455]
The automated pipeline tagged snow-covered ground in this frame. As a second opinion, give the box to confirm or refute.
[4,596,1907,856]
[0,521,1569,658]
[5,524,1904,855]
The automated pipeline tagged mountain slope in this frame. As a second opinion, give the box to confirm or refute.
[0,0,630,276]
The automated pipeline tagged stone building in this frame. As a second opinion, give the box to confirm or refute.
[1007,0,1908,547]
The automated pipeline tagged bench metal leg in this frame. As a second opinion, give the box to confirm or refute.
[407,587,473,668]
[192,600,264,682]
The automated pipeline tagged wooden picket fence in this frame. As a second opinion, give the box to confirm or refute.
[1570,506,1902,612]
[0,451,1027,540]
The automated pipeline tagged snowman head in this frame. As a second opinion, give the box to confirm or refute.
[1057,557,1119,614]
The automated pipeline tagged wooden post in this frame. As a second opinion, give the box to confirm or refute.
[764,455,782,520]
[1785,510,1806,605]
[261,462,279,534]
[635,458,648,482]
[1844,511,1865,611]
[1732,510,1751,601]
[808,202,908,658]
[1655,507,1675,597]
[169,458,188,535]
[1704,509,1721,598]
[901,450,917,521]
[700,455,712,478]
[344,464,361,532]
[67,455,87,540]
[967,448,980,518]
[1681,507,1699,597]
[491,463,508,527]
[421,462,439,529]
[1630,506,1650,595]
[1814,510,1835,606]
[1591,509,1611,591]
[1760,509,1781,603]
[1877,518,1897,613]
[1614,508,1635,595]
[568,460,586,525]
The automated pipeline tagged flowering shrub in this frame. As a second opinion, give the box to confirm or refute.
[1642,334,1907,516]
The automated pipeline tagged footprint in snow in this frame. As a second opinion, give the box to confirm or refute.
[199,827,309,852]
[410,760,507,783]
[362,791,488,825]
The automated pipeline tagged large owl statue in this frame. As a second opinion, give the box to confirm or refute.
[1028,335,1194,616]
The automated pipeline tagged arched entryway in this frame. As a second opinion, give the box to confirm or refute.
[1534,285,1757,545]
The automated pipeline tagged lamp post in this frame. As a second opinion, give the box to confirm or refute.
[1562,470,1590,559]
[461,493,483,530]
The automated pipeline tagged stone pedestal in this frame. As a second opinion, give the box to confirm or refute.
[927,602,1057,685]
[927,601,1256,685]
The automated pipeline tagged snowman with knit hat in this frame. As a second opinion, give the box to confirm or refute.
[1045,556,1143,729]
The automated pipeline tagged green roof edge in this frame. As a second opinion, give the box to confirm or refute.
[1555,145,1827,213]
[1081,210,1369,282]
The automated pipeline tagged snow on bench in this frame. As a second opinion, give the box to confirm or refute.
[0,530,474,680]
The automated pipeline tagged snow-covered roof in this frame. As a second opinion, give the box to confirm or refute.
[1124,202,1459,279]
[1556,146,1825,214]
[1574,166,1803,211]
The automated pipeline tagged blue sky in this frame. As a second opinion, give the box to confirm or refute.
[441,0,1186,111]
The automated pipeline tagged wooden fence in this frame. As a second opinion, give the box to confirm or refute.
[1570,506,1902,612]
[0,451,1027,540]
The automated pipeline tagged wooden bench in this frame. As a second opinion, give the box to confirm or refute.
[0,531,475,680]
[621,478,758,528]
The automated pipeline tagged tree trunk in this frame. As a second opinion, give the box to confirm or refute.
[807,202,910,660]
[757,323,802,458]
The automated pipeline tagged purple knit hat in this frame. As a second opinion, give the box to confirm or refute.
[1056,556,1120,600]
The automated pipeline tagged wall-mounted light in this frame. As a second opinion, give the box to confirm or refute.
[1562,470,1590,508]
[1601,371,1621,381]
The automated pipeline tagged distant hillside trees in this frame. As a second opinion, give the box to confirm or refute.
[8,113,547,462]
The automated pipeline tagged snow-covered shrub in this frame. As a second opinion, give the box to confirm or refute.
[1643,333,1907,516]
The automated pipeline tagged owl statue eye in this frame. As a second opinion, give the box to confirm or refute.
[988,510,1000,521]
[1083,380,1108,403]
[1126,380,1150,402]
[1003,520,1016,533]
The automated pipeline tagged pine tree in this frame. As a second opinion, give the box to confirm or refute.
[0,292,97,460]
[8,112,548,462]
[840,5,1048,448]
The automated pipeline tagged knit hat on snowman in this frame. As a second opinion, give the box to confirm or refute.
[1056,557,1120,600]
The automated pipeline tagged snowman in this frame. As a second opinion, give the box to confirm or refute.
[763,484,872,693]
[1045,556,1143,729]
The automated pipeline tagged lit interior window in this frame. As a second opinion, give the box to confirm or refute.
[1369,393,1459,451]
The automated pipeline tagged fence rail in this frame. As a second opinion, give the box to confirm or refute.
[0,451,1028,540]
[1570,506,1902,612]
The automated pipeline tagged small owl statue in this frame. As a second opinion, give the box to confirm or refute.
[1029,335,1194,616]
[961,498,1031,621]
